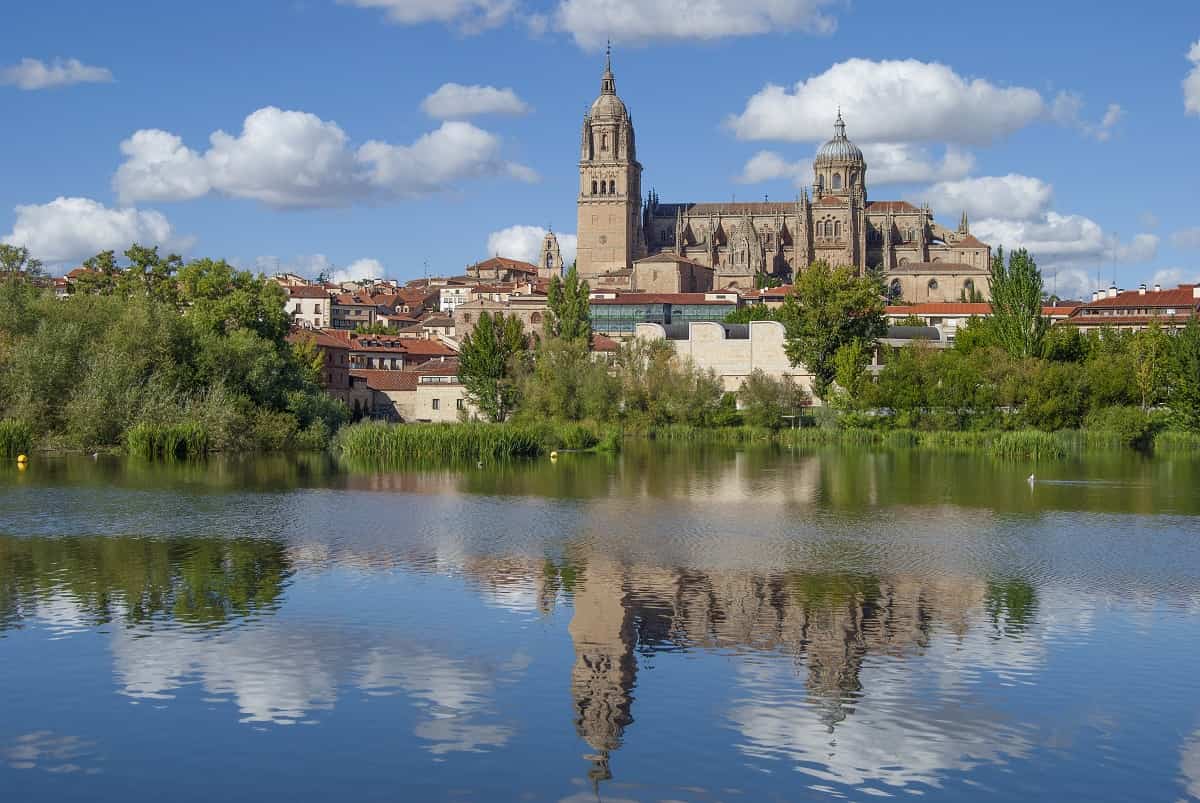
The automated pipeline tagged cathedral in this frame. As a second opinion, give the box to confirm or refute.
[575,50,994,302]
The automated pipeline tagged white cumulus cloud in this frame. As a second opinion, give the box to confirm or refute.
[555,0,839,49]
[925,174,1054,222]
[974,214,1158,298]
[1050,92,1124,141]
[255,254,388,283]
[0,57,113,90]
[339,0,514,32]
[2,197,188,268]
[421,83,530,119]
[1185,40,1200,116]
[1151,267,1200,289]
[486,225,577,266]
[114,107,536,209]
[728,59,1046,145]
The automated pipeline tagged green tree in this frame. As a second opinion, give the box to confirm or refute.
[544,264,592,345]
[1130,321,1170,411]
[988,247,1048,359]
[74,250,122,295]
[777,261,886,400]
[723,304,778,324]
[737,369,809,429]
[458,312,529,422]
[520,337,619,422]
[832,339,871,401]
[0,244,44,278]
[1169,318,1200,430]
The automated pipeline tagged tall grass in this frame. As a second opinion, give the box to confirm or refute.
[990,431,1067,461]
[1154,430,1200,453]
[126,422,210,460]
[648,424,772,444]
[336,421,545,464]
[0,419,33,457]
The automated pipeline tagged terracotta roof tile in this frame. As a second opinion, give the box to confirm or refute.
[589,293,737,306]
[1073,285,1200,310]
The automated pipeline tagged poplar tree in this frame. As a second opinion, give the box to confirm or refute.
[458,312,529,422]
[544,263,592,346]
[988,247,1048,359]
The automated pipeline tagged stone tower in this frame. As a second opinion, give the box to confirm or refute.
[538,229,565,279]
[576,46,643,279]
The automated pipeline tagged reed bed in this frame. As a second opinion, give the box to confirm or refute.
[989,431,1067,461]
[647,424,772,444]
[0,419,33,458]
[125,422,210,460]
[337,421,545,464]
[1154,430,1200,453]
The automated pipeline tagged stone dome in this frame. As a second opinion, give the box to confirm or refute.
[815,111,864,166]
[590,91,628,120]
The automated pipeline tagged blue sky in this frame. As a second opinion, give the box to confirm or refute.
[2,0,1198,297]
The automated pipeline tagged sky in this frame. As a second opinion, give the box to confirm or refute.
[2,0,1198,298]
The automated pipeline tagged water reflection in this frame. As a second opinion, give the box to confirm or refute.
[2,449,1200,800]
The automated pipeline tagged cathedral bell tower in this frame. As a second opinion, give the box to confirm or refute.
[576,46,643,279]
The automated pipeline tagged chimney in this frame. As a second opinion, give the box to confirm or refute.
[1091,290,1100,302]
[1154,283,1162,293]
[1138,283,1147,296]
[1107,286,1118,299]
[1193,286,1200,299]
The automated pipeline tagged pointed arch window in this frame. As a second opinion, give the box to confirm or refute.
[600,181,607,195]
[591,180,598,195]
[609,180,616,195]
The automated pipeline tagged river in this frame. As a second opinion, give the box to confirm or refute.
[2,446,1199,801]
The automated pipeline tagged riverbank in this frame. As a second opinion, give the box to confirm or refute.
[332,419,1200,464]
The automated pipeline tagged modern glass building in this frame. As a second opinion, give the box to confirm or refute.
[589,294,737,336]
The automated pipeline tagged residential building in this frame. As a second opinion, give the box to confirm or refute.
[351,364,475,422]
[439,283,474,314]
[286,285,332,329]
[885,302,1078,341]
[331,292,378,330]
[454,294,550,340]
[287,329,351,404]
[1063,283,1200,333]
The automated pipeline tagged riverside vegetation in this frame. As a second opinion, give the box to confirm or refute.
[6,242,1200,464]
[0,244,347,458]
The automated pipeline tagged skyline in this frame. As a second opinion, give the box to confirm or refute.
[2,0,1198,298]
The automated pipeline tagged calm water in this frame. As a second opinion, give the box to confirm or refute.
[2,447,1200,802]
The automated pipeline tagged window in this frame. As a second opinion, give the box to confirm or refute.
[834,221,842,237]
[832,173,842,190]
[601,133,608,150]
[928,279,939,291]
[463,313,472,323]
[609,180,616,194]
[456,398,464,411]
[431,398,440,411]
[313,304,321,313]
[600,181,607,195]
[591,180,598,195]
[530,311,542,324]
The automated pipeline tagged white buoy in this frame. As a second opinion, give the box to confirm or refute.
[1027,473,1036,484]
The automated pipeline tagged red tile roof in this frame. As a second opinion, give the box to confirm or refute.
[1073,285,1200,310]
[351,364,461,392]
[885,303,1079,317]
[1062,313,1198,327]
[470,256,539,274]
[591,333,620,352]
[287,285,331,299]
[287,329,350,350]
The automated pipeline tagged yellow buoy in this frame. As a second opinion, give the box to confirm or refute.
[16,454,28,464]
[549,450,559,460]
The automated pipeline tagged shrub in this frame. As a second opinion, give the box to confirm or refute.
[1084,406,1160,450]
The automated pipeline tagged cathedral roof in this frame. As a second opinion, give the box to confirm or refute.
[815,111,864,166]
[865,201,920,213]
[649,201,795,217]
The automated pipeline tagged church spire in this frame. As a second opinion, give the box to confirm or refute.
[834,107,846,138]
[958,209,970,235]
[601,41,616,95]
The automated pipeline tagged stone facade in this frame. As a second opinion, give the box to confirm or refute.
[576,54,993,301]
[635,320,817,399]
[453,295,548,341]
